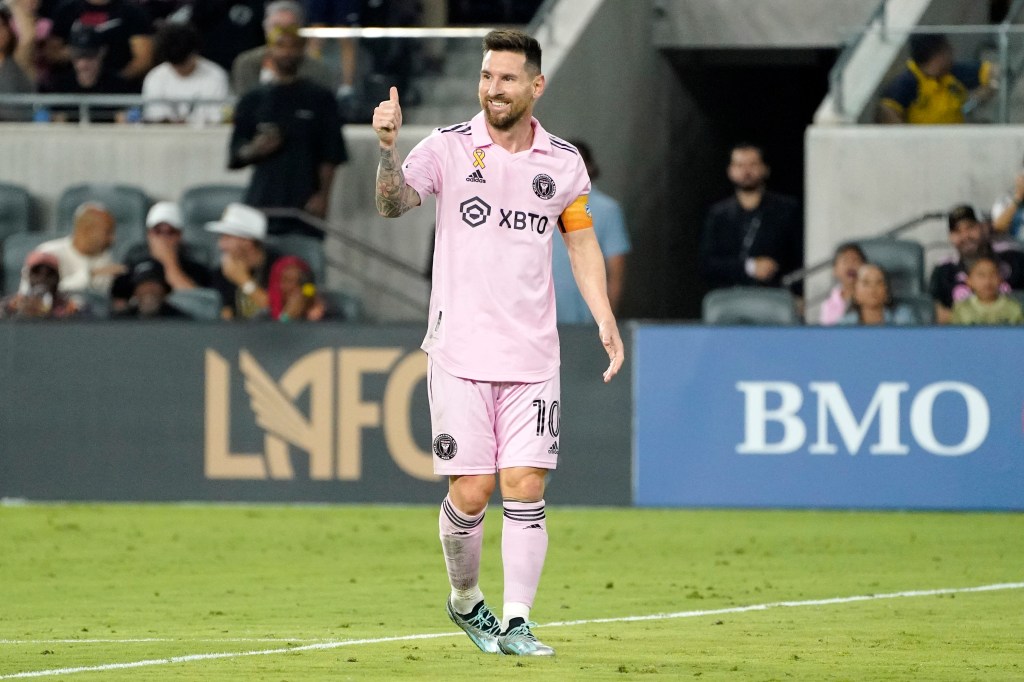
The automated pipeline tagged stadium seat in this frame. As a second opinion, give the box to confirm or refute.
[856,238,924,297]
[179,184,246,259]
[267,234,326,284]
[55,183,151,248]
[320,287,364,321]
[2,232,51,295]
[892,294,934,325]
[0,182,36,243]
[702,287,800,325]
[166,287,223,321]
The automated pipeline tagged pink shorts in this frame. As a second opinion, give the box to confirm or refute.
[428,357,561,475]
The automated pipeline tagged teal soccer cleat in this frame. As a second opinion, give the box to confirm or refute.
[497,620,555,656]
[446,599,503,654]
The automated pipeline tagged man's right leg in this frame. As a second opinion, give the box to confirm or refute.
[441,474,501,653]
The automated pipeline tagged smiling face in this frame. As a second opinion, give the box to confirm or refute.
[852,264,889,312]
[478,50,543,132]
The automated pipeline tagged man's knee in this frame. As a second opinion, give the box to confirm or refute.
[499,467,547,502]
[448,474,496,515]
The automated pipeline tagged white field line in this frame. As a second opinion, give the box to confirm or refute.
[0,639,331,644]
[1,581,1021,680]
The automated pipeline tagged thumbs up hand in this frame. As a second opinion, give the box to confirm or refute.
[373,86,403,147]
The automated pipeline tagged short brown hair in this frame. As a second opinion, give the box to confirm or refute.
[483,29,541,74]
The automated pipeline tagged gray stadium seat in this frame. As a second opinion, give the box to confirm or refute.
[856,238,924,297]
[180,184,246,260]
[56,183,151,248]
[320,287,364,321]
[166,287,224,321]
[702,287,800,325]
[892,294,934,325]
[267,234,326,285]
[0,182,36,243]
[2,232,51,295]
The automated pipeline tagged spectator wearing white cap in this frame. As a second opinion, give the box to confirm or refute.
[110,200,212,312]
[206,202,286,319]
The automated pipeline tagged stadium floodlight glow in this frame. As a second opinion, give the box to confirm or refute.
[300,27,496,40]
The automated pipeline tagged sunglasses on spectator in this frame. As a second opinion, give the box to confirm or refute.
[150,224,181,236]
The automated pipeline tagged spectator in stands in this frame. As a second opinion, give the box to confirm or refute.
[838,263,919,326]
[0,1,34,120]
[230,0,333,96]
[878,33,995,125]
[206,202,286,320]
[0,250,88,318]
[46,22,131,122]
[111,258,189,318]
[49,0,155,92]
[303,0,360,105]
[110,201,211,312]
[989,156,1024,239]
[228,24,347,239]
[175,0,265,75]
[929,204,1024,324]
[552,139,631,323]
[31,201,123,295]
[267,254,333,321]
[950,254,1024,325]
[819,242,867,325]
[141,22,229,124]
[699,142,803,293]
[5,0,53,90]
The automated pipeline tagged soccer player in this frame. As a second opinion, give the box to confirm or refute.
[372,29,624,657]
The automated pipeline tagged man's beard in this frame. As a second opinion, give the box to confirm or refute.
[481,97,528,131]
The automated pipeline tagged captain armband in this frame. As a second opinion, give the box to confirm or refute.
[558,195,594,233]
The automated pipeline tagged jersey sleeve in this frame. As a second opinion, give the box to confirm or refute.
[402,131,445,198]
[880,69,917,114]
[557,154,593,233]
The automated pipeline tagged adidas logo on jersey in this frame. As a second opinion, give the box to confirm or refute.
[547,441,559,455]
[465,169,486,183]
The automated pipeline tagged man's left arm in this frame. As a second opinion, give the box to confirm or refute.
[562,221,624,383]
[305,163,335,218]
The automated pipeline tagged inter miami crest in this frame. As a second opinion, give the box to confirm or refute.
[433,433,458,460]
[532,174,556,200]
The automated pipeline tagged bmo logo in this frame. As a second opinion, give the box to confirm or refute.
[735,381,990,457]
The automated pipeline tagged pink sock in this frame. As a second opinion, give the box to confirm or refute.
[501,499,548,608]
[439,495,485,595]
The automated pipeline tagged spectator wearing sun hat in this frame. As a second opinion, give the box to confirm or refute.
[110,200,212,313]
[206,202,286,320]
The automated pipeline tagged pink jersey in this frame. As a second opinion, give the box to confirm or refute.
[403,112,591,382]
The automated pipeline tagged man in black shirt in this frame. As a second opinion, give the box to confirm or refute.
[699,143,803,292]
[929,204,1024,324]
[228,25,347,240]
[50,0,154,91]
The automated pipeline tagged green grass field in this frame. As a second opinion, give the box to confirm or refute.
[1,504,1022,681]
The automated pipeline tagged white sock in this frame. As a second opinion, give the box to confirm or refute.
[501,602,530,631]
[450,585,484,615]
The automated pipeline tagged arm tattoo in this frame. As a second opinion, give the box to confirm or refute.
[376,147,418,217]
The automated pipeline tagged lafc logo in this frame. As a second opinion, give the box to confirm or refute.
[204,348,439,482]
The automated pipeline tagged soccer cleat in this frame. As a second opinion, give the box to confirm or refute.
[446,599,502,654]
[497,620,555,656]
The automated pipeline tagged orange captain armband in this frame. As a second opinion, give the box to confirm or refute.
[558,195,593,233]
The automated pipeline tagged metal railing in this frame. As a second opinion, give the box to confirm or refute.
[828,0,1024,123]
[781,211,946,290]
[262,208,430,316]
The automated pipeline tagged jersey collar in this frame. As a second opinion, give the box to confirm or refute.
[471,112,552,154]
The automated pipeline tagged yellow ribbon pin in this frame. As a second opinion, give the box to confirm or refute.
[472,149,486,169]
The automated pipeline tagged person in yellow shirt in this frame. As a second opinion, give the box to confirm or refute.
[878,33,994,124]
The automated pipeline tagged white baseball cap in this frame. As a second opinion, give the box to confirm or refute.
[146,201,183,230]
[205,203,267,241]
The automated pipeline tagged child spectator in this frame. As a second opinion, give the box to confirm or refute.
[819,242,866,325]
[838,263,919,326]
[950,254,1024,325]
[267,254,332,321]
[0,250,88,319]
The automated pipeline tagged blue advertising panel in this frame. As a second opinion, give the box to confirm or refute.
[635,326,1024,510]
